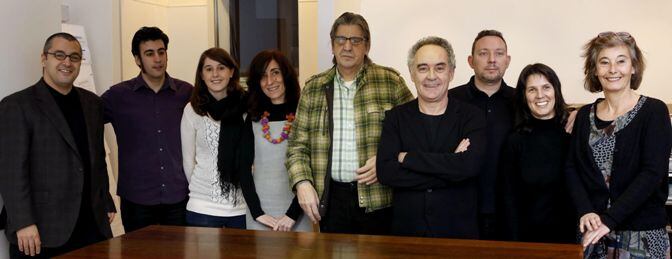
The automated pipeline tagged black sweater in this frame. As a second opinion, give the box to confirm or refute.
[566,97,671,231]
[499,118,575,243]
[377,99,486,238]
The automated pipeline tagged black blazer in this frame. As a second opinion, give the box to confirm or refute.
[566,97,671,231]
[0,79,115,247]
[377,99,486,238]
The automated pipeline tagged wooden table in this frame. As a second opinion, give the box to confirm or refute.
[60,225,582,258]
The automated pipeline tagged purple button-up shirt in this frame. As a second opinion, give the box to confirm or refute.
[102,74,193,205]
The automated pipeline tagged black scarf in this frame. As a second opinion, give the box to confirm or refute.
[204,92,252,205]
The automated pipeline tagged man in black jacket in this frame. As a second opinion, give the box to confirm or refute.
[0,32,116,258]
[377,36,486,238]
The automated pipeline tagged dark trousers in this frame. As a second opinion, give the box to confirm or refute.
[9,206,106,258]
[319,181,392,235]
[479,212,498,240]
[185,210,246,229]
[120,198,187,233]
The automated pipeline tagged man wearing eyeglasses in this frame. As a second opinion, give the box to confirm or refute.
[0,32,116,258]
[287,12,413,235]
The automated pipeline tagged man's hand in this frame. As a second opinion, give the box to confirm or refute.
[273,215,296,232]
[296,181,321,224]
[108,212,116,223]
[356,156,378,185]
[17,224,41,256]
[397,152,407,163]
[454,138,470,153]
[256,214,278,229]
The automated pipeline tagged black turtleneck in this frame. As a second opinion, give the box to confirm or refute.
[499,117,576,244]
[263,102,293,121]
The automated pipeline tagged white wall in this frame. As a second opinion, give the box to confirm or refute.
[0,1,61,99]
[304,0,672,104]
[298,0,318,86]
[166,4,211,83]
[120,0,211,83]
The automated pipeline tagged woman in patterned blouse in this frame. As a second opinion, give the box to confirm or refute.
[566,32,672,258]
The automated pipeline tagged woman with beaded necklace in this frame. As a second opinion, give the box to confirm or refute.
[240,50,311,232]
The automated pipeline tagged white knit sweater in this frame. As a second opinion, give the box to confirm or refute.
[180,103,247,217]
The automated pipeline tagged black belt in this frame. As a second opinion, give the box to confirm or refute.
[330,180,358,191]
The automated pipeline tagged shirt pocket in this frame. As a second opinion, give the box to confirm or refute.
[366,103,393,122]
[364,103,392,142]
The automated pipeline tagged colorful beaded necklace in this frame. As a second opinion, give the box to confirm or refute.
[260,111,295,144]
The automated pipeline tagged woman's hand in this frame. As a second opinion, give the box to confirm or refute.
[273,215,296,232]
[581,224,610,248]
[256,214,278,229]
[579,212,602,233]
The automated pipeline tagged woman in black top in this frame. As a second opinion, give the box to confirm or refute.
[567,32,671,258]
[499,63,576,243]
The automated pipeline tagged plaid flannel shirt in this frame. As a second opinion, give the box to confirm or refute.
[286,63,413,212]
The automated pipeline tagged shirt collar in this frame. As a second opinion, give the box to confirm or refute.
[466,75,513,99]
[334,66,364,91]
[131,73,178,92]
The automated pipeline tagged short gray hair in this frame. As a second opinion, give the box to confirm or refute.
[407,36,455,70]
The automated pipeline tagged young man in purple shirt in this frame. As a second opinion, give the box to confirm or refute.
[102,27,193,233]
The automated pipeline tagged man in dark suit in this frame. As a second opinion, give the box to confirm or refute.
[0,32,116,258]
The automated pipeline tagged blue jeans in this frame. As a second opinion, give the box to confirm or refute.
[185,210,246,229]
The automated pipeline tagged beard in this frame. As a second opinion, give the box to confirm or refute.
[476,70,504,85]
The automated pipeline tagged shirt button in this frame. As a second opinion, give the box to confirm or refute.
[160,166,164,170]
[488,109,492,113]
[161,184,166,187]
[157,129,162,133]
[159,148,163,152]
[427,189,432,193]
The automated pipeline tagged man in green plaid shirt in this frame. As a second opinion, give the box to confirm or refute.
[286,12,413,235]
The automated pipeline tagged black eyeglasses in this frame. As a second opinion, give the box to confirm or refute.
[333,36,366,46]
[45,51,83,62]
[598,31,632,40]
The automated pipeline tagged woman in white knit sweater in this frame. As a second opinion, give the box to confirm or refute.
[180,48,251,228]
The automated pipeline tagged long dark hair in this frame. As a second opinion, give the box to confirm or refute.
[246,50,301,121]
[190,48,248,204]
[190,47,244,116]
[514,63,568,132]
